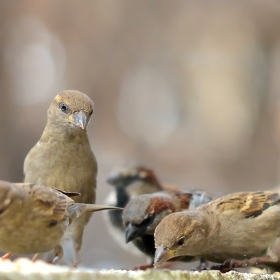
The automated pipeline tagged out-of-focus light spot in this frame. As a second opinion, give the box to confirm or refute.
[117,66,179,148]
[4,16,66,105]
[7,44,56,105]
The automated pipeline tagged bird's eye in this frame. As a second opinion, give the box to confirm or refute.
[139,213,156,227]
[59,102,69,113]
[177,237,185,246]
[145,215,153,224]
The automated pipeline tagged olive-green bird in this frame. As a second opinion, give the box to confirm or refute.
[23,90,97,266]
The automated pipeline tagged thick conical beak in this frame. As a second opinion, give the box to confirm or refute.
[68,110,87,129]
[125,223,145,243]
[154,245,176,268]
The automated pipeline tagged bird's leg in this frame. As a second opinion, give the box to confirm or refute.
[229,256,278,268]
[1,253,12,260]
[71,248,78,268]
[210,256,276,273]
[52,245,64,264]
[32,253,39,262]
[192,258,209,271]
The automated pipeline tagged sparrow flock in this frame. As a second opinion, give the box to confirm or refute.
[2,89,280,274]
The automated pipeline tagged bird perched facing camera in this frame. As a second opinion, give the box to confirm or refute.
[24,90,97,266]
[123,189,213,268]
[154,191,280,271]
[0,181,122,263]
[104,165,163,256]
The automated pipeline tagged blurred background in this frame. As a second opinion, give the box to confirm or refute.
[0,0,280,270]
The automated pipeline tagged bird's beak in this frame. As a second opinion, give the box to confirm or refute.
[154,245,176,268]
[68,110,87,129]
[125,223,144,243]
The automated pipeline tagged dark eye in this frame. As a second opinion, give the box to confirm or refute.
[139,213,156,227]
[145,215,153,224]
[59,102,69,113]
[177,237,185,246]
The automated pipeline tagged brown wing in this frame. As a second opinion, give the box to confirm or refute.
[212,191,280,218]
[16,183,70,222]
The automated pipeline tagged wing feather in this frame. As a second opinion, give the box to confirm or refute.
[210,191,280,218]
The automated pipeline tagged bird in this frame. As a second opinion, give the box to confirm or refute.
[23,90,98,265]
[0,181,122,263]
[123,189,214,269]
[154,190,280,271]
[104,164,163,256]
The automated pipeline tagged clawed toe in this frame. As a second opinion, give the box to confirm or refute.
[52,245,64,265]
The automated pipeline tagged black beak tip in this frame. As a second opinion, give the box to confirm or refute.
[125,231,133,243]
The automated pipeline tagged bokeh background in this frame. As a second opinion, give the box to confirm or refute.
[1,0,280,270]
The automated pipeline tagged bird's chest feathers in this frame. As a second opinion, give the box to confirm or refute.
[25,137,96,191]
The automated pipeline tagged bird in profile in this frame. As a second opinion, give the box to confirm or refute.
[0,181,122,263]
[123,189,213,268]
[104,165,163,257]
[154,190,280,272]
[23,90,98,266]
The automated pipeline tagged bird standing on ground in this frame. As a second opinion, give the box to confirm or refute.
[24,90,97,266]
[123,189,213,268]
[0,181,122,263]
[154,191,280,271]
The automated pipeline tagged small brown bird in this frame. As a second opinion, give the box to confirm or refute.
[0,181,122,262]
[123,189,213,268]
[154,191,280,271]
[23,90,97,265]
[104,165,163,254]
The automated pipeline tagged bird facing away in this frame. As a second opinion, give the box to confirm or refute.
[154,191,280,270]
[0,181,122,263]
[23,90,97,265]
[123,189,213,266]
[104,165,163,252]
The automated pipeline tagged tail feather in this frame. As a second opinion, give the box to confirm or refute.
[68,203,123,220]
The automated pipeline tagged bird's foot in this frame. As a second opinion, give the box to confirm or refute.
[209,257,273,273]
[1,253,12,260]
[227,256,276,268]
[210,261,236,273]
[52,245,64,265]
[132,264,153,270]
[191,258,209,271]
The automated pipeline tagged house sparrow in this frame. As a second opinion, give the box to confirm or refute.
[23,90,97,265]
[104,165,163,257]
[123,189,213,267]
[0,181,122,263]
[154,191,280,271]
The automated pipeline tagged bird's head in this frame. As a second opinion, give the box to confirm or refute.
[47,90,94,131]
[107,165,162,190]
[123,193,175,243]
[153,211,207,267]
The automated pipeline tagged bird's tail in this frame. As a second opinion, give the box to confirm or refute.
[68,203,123,220]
